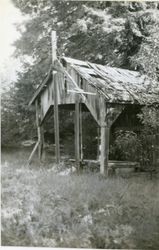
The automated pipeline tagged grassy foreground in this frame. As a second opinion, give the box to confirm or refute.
[1,149,159,249]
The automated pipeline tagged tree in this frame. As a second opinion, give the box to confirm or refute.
[1,82,36,146]
[12,1,159,71]
[2,0,159,145]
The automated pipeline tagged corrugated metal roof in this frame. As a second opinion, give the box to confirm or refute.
[63,57,159,104]
[29,56,159,105]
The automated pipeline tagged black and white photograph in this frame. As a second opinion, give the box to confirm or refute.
[1,0,159,249]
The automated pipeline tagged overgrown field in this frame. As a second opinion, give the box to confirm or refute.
[1,148,159,249]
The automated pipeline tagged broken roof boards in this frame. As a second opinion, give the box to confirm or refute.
[29,56,159,107]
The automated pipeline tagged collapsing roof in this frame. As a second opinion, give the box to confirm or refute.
[30,56,159,106]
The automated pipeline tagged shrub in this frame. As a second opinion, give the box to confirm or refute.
[112,130,142,162]
[110,106,159,169]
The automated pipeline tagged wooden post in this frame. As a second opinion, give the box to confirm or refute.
[53,72,60,164]
[97,126,100,160]
[52,31,57,65]
[100,126,110,176]
[52,31,60,164]
[99,98,110,176]
[41,125,45,161]
[35,100,44,161]
[75,95,80,171]
[79,103,83,161]
[74,75,83,170]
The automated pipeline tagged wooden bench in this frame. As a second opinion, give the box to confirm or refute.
[69,159,140,172]
[108,160,140,169]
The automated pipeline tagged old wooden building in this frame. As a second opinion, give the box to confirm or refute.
[29,32,159,175]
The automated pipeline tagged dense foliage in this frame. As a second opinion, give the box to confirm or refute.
[111,105,159,168]
[2,1,159,154]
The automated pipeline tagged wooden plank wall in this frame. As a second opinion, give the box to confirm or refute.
[39,68,77,122]
[82,79,101,125]
[39,62,102,125]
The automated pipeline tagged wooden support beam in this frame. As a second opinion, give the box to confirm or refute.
[40,125,45,161]
[74,75,83,170]
[75,95,80,171]
[106,104,125,127]
[52,31,57,64]
[100,126,110,176]
[53,72,60,164]
[98,102,126,176]
[25,141,40,167]
[52,31,60,164]
[97,126,100,160]
[99,98,110,176]
[79,103,83,161]
[35,100,44,161]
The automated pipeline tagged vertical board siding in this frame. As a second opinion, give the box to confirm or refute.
[65,65,77,103]
[39,63,104,125]
[39,67,79,121]
[82,79,101,125]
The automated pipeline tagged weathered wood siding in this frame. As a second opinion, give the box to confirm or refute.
[39,67,79,122]
[82,79,101,124]
[38,62,118,126]
[39,64,100,124]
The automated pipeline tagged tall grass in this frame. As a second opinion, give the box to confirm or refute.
[1,149,159,248]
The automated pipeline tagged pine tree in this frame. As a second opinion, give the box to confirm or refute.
[2,0,159,145]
